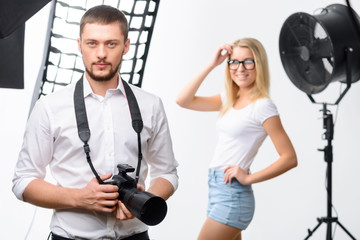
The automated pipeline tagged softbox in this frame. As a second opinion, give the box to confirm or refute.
[0,0,50,39]
[0,0,50,89]
[0,26,25,89]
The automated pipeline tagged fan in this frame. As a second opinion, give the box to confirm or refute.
[279,4,360,240]
[279,4,360,95]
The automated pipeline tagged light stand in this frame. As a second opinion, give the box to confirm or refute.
[304,48,357,240]
[304,103,356,240]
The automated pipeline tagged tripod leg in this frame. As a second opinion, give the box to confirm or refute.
[336,220,357,240]
[304,219,323,240]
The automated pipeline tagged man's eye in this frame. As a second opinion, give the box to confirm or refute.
[108,42,116,47]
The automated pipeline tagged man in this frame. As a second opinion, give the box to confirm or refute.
[12,5,178,240]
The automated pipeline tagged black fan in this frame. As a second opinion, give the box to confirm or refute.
[279,4,360,95]
[279,4,360,240]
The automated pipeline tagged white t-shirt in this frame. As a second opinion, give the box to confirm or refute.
[209,96,279,170]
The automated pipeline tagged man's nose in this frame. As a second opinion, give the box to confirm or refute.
[97,44,106,59]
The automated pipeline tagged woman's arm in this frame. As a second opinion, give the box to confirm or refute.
[224,116,297,185]
[176,44,232,111]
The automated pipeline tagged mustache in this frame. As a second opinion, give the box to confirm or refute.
[93,60,111,65]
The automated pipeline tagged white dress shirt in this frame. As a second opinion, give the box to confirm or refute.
[12,75,178,239]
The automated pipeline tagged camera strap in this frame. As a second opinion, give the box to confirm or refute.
[74,77,143,184]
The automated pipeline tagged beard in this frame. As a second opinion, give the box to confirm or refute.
[85,61,121,82]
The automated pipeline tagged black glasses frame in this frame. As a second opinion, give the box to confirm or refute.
[227,59,255,70]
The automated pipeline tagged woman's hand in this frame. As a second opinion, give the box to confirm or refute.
[209,44,233,68]
[224,165,250,185]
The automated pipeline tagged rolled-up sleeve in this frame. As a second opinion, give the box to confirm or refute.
[12,99,53,200]
[146,98,179,191]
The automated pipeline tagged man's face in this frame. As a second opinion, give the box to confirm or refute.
[78,22,130,82]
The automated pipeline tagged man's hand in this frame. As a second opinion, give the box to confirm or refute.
[114,184,144,220]
[78,173,119,213]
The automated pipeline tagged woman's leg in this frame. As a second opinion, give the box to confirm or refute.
[198,217,242,240]
[233,232,242,240]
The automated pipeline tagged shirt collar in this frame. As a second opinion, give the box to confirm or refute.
[82,74,126,98]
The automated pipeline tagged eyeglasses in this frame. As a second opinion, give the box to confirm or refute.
[227,59,255,70]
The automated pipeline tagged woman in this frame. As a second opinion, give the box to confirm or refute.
[176,38,297,240]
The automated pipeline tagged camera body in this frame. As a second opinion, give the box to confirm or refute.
[105,164,138,203]
[104,164,167,226]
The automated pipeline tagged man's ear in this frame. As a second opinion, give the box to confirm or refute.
[77,38,82,54]
[123,38,130,55]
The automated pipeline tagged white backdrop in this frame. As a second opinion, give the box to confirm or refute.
[1,1,360,239]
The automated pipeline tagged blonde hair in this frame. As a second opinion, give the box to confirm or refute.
[220,38,270,116]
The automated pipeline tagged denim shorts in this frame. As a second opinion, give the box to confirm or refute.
[207,169,255,230]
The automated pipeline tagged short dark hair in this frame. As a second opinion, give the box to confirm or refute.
[80,5,129,40]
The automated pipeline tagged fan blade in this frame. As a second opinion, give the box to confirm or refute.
[312,38,333,59]
[306,58,329,86]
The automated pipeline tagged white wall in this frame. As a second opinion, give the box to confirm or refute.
[1,1,360,239]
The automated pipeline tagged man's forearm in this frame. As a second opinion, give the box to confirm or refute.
[23,179,79,209]
[147,178,175,200]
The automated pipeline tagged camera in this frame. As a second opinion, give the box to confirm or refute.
[104,164,167,226]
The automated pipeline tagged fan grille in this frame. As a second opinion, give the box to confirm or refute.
[280,4,360,95]
[279,12,334,94]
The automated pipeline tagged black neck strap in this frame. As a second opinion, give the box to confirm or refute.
[74,77,143,184]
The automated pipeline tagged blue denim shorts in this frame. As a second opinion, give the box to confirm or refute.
[207,169,255,230]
